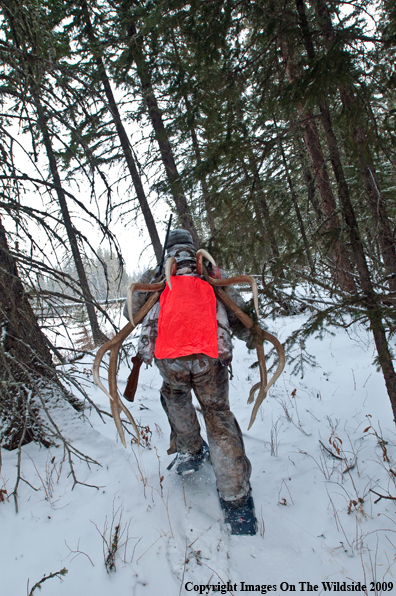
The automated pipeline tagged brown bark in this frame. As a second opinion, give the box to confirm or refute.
[293,133,322,223]
[0,216,53,448]
[79,0,162,262]
[0,218,53,371]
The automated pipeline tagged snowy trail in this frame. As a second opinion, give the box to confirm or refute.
[2,316,396,595]
[166,467,232,588]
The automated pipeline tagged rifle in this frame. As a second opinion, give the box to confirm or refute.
[123,215,172,401]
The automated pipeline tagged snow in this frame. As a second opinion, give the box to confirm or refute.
[1,311,396,595]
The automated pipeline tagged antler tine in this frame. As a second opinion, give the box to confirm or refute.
[108,341,128,447]
[207,275,259,318]
[93,290,163,447]
[247,331,285,429]
[165,256,177,290]
[248,382,260,404]
[247,343,267,405]
[127,280,165,326]
[210,284,285,429]
[108,339,140,446]
[196,248,217,275]
[92,323,133,403]
[93,325,136,447]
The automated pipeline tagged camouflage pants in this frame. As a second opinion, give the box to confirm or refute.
[155,355,251,501]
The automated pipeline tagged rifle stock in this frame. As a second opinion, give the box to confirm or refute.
[123,354,143,402]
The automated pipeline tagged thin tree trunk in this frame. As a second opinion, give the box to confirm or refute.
[240,159,270,250]
[332,162,396,419]
[183,98,216,238]
[249,154,281,262]
[293,133,322,224]
[35,99,106,344]
[240,155,286,280]
[79,0,162,262]
[122,18,200,247]
[276,131,315,273]
[235,108,281,265]
[354,145,396,291]
[169,30,216,240]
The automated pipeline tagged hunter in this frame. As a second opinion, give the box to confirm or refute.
[123,229,259,534]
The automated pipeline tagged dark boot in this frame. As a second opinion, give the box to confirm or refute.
[219,489,257,535]
[167,440,210,475]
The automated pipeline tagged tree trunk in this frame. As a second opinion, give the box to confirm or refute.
[352,139,396,292]
[281,36,356,293]
[296,0,396,420]
[2,0,106,345]
[184,96,216,239]
[122,18,200,247]
[249,154,281,262]
[169,30,217,241]
[277,131,315,273]
[332,163,396,419]
[240,159,271,255]
[0,216,53,449]
[79,0,163,262]
[293,133,322,224]
[35,99,106,345]
[235,109,281,267]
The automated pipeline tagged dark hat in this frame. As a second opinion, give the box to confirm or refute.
[166,229,194,250]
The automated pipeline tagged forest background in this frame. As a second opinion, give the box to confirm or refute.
[1,0,396,483]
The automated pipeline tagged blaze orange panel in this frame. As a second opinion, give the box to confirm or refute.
[155,276,218,359]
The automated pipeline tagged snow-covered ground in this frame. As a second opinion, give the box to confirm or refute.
[2,311,396,595]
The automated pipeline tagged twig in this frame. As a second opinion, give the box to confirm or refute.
[22,449,52,503]
[343,463,356,474]
[201,564,235,596]
[65,540,95,567]
[19,477,40,492]
[36,394,102,490]
[136,532,167,564]
[319,439,343,460]
[12,390,33,513]
[369,489,396,504]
